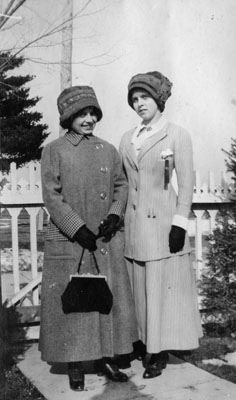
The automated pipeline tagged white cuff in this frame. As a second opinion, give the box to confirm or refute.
[172,214,189,230]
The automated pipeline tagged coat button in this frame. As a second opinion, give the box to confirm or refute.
[100,167,108,173]
[133,204,136,210]
[96,144,104,149]
[100,192,107,200]
[100,248,108,255]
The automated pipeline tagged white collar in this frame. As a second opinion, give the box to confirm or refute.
[131,114,168,145]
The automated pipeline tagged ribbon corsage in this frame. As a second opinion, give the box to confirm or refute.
[161,149,174,190]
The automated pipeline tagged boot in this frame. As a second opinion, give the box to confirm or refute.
[143,351,169,379]
[131,340,147,361]
[95,358,128,382]
[67,361,85,391]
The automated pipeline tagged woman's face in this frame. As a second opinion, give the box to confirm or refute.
[72,106,98,135]
[131,89,159,123]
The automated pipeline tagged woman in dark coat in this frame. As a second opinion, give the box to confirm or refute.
[39,86,138,391]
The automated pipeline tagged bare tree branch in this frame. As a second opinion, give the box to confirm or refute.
[3,33,101,52]
[3,0,15,16]
[0,0,123,89]
[7,0,25,17]
[0,0,117,72]
[0,1,95,71]
[74,0,92,17]
[24,45,123,67]
[0,19,22,31]
[0,0,25,29]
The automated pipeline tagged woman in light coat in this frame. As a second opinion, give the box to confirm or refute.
[119,71,203,379]
[39,86,137,391]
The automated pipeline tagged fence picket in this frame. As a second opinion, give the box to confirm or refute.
[7,208,21,294]
[0,162,235,306]
[26,207,40,305]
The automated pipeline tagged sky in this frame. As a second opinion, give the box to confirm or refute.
[1,0,236,184]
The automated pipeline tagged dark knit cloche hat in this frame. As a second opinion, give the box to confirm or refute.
[128,71,173,112]
[57,85,103,124]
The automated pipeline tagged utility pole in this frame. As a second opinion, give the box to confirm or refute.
[60,0,73,136]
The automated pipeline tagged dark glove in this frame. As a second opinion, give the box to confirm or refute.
[73,225,97,251]
[98,214,119,242]
[169,225,186,253]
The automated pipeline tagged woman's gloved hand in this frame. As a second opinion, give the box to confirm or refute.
[98,214,119,242]
[169,225,186,253]
[73,225,97,251]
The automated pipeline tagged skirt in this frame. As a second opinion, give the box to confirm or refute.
[126,253,203,353]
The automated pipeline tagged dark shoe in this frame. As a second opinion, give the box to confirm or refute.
[160,351,169,369]
[67,362,84,391]
[149,351,169,367]
[143,352,168,379]
[94,359,105,376]
[103,361,128,382]
[114,354,131,369]
[143,363,162,379]
[131,340,147,361]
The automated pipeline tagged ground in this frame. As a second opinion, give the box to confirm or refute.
[173,335,236,384]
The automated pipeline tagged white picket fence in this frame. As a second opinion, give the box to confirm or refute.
[0,163,46,307]
[0,162,235,308]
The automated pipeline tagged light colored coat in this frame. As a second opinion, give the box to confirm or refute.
[119,121,194,261]
[39,133,138,363]
[120,121,202,352]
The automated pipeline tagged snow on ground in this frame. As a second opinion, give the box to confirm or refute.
[1,248,44,272]
[203,352,236,367]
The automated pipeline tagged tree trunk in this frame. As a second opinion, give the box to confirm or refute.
[59,0,73,137]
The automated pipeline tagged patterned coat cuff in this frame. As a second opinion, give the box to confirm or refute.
[108,200,123,218]
[58,210,85,238]
[172,214,189,231]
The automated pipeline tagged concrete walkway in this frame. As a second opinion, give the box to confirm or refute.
[17,343,236,400]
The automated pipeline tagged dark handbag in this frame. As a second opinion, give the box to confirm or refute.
[61,249,113,315]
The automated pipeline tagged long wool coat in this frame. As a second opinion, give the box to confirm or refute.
[39,132,138,363]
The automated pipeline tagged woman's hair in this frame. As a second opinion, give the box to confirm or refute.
[129,88,165,112]
[60,107,100,130]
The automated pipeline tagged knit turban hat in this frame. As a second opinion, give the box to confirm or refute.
[57,85,103,123]
[127,71,173,111]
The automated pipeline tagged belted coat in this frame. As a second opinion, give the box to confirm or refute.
[39,132,138,363]
[119,121,194,262]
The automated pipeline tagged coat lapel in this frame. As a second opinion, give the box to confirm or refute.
[138,123,168,163]
[124,130,139,170]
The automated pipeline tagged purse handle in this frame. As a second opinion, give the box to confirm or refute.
[77,248,101,275]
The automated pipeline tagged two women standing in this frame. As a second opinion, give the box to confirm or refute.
[40,73,202,391]
[119,71,203,379]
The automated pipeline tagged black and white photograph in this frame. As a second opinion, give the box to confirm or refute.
[1,1,236,399]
